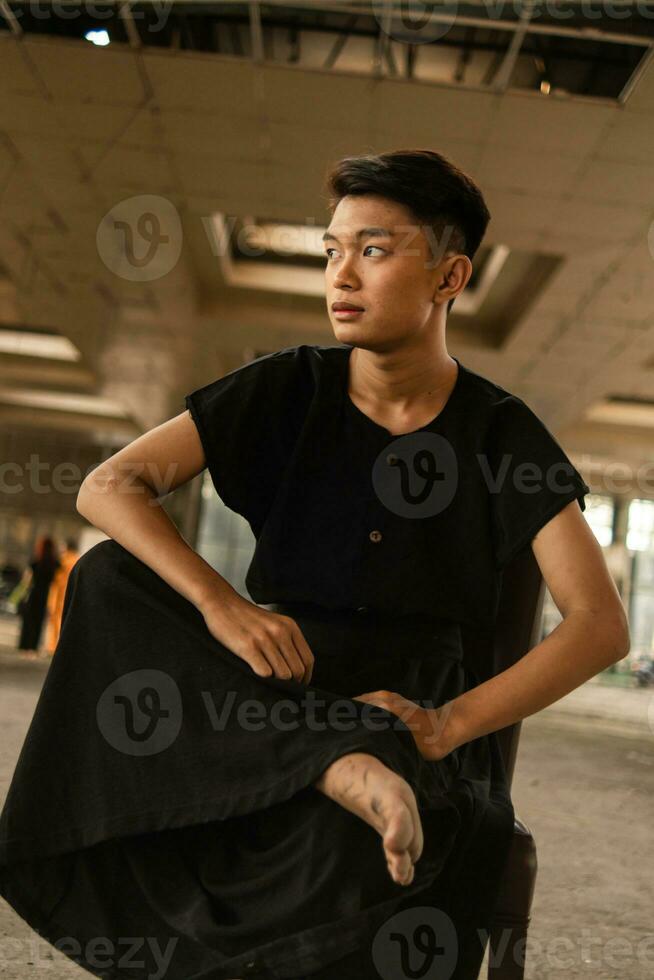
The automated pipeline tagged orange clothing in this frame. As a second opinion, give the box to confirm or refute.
[45,550,80,655]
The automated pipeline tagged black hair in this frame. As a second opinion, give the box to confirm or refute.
[324,148,490,314]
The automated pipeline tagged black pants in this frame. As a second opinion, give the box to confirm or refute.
[0,541,510,980]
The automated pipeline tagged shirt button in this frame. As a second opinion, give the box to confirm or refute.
[357,605,368,613]
[386,453,398,466]
[369,530,382,543]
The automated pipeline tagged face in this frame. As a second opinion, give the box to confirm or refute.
[323,194,470,350]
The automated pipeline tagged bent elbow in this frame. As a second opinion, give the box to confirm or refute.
[610,607,631,662]
[76,473,113,518]
[615,625,631,662]
[76,480,91,517]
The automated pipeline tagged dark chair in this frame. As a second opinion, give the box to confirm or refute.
[470,544,546,979]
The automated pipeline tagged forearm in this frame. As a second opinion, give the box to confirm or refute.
[76,474,241,613]
[432,608,629,757]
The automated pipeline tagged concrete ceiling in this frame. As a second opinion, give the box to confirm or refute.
[1,23,654,490]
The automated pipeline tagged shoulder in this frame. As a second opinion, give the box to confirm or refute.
[244,344,345,409]
[458,361,544,431]
[458,360,523,410]
[184,343,346,447]
[221,343,347,409]
[243,343,346,381]
[195,343,344,390]
[236,342,345,368]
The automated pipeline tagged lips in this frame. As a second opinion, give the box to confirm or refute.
[332,302,365,311]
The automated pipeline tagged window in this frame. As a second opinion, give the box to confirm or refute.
[584,494,615,548]
[540,492,615,639]
[625,499,654,661]
[194,472,256,599]
[626,499,654,553]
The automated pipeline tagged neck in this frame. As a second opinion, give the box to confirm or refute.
[348,343,457,411]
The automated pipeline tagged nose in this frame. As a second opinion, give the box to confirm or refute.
[331,255,360,290]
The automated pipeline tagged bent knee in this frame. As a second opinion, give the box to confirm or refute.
[73,538,125,580]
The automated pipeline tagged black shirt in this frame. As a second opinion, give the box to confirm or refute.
[185,343,590,632]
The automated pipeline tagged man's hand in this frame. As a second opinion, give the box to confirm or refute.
[352,690,454,761]
[201,593,314,683]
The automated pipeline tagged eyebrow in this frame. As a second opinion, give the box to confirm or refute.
[321,226,395,243]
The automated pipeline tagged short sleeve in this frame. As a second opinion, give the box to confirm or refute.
[184,346,312,536]
[486,395,590,570]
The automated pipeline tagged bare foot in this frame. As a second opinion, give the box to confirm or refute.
[314,752,423,886]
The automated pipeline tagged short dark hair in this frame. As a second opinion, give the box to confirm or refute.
[324,148,490,314]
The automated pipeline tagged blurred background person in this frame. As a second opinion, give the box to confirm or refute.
[44,538,80,658]
[17,536,60,660]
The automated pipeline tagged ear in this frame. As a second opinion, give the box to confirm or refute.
[435,255,473,303]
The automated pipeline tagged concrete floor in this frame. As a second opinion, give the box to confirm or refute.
[0,651,652,980]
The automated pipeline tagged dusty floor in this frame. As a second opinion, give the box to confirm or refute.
[0,656,652,980]
[479,715,653,979]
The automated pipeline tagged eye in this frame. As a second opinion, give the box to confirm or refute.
[324,245,386,259]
